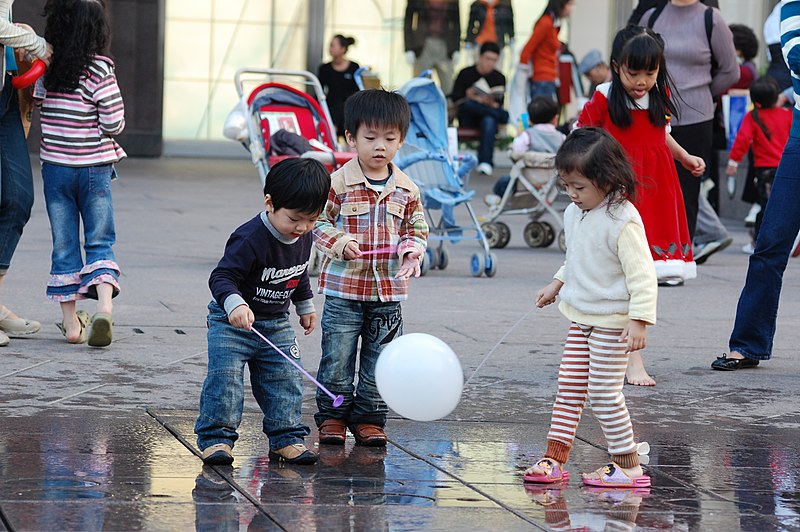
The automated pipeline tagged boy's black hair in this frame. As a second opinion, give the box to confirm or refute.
[43,0,111,92]
[343,89,411,139]
[730,24,759,62]
[528,96,560,125]
[555,127,637,205]
[263,158,331,214]
[480,41,501,56]
[608,25,680,130]
[750,76,781,141]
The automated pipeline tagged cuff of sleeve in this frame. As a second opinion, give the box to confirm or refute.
[223,294,248,317]
[294,299,315,316]
[330,236,357,260]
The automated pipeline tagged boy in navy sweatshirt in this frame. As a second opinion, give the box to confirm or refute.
[195,158,331,466]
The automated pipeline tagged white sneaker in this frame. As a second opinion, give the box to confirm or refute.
[477,162,493,175]
[742,242,755,254]
[483,193,501,207]
[744,203,761,227]
[0,330,8,347]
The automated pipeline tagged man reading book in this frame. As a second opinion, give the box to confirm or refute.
[450,41,509,175]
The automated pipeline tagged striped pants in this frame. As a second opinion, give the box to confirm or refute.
[545,322,638,464]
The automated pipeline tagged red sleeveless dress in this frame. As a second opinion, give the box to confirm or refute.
[578,84,695,281]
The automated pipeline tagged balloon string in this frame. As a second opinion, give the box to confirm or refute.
[361,245,398,256]
[463,305,538,387]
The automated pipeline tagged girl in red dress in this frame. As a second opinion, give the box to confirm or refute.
[576,25,706,386]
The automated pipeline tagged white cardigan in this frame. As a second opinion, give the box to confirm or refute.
[0,0,49,89]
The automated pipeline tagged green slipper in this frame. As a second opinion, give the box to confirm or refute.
[56,310,90,344]
[88,312,113,348]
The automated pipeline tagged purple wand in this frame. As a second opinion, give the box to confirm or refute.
[250,327,344,408]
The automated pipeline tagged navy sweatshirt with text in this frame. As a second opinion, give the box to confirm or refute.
[209,212,314,319]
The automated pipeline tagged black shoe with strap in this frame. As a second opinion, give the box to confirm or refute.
[711,353,760,371]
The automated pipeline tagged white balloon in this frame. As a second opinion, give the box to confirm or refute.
[375,333,463,421]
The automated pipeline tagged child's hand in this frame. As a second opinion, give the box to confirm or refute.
[229,305,254,330]
[682,155,706,177]
[299,312,316,335]
[536,280,563,308]
[620,319,647,353]
[725,164,737,177]
[343,240,362,260]
[395,250,422,279]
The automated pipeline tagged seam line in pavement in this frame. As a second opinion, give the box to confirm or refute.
[389,439,548,530]
[145,408,288,532]
[46,384,107,405]
[0,360,52,379]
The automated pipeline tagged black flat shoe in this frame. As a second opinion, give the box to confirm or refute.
[711,353,760,371]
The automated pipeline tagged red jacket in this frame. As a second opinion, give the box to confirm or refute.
[519,13,560,82]
[729,107,792,167]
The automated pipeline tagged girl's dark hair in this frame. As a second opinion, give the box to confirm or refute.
[608,25,679,129]
[555,127,637,205]
[729,24,758,62]
[264,158,332,215]
[333,34,356,51]
[750,76,781,141]
[43,0,111,92]
[541,0,572,20]
[343,89,410,138]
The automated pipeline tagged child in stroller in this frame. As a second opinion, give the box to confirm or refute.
[482,97,567,250]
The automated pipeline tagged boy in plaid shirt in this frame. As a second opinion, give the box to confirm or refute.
[313,89,428,446]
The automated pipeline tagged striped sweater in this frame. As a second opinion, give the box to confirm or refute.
[782,0,800,138]
[39,55,126,167]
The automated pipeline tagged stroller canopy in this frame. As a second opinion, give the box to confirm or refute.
[399,77,449,155]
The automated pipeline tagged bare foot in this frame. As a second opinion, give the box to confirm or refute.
[626,350,655,386]
[524,458,560,477]
[62,315,83,342]
[582,463,643,482]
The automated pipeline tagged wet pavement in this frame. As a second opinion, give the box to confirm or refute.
[1,157,799,531]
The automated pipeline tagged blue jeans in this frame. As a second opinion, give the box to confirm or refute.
[529,81,558,102]
[314,296,403,427]
[42,163,120,301]
[457,99,509,165]
[195,301,311,451]
[729,136,800,361]
[0,75,34,272]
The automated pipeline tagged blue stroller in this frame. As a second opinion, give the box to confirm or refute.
[395,76,497,277]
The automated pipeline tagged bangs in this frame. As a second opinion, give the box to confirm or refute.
[620,35,662,72]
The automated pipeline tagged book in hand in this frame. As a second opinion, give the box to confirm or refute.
[472,77,504,101]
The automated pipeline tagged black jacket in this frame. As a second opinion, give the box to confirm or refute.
[465,0,514,48]
[404,0,462,59]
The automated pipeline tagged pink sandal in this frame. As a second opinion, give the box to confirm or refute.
[523,458,569,483]
[581,462,651,488]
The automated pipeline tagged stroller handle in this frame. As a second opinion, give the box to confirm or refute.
[234,68,328,103]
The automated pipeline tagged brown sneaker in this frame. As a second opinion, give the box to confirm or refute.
[350,423,387,447]
[268,443,318,465]
[201,443,233,465]
[318,418,347,445]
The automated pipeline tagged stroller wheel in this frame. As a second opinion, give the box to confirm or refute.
[437,247,449,270]
[558,229,567,252]
[481,223,502,248]
[523,222,548,248]
[540,222,556,247]
[420,252,431,276]
[470,254,484,277]
[484,252,498,277]
[496,222,511,248]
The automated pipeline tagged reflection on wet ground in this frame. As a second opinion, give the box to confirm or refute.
[1,409,797,531]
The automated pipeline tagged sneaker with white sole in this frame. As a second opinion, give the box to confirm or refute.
[0,330,8,347]
[268,443,319,465]
[744,203,761,227]
[202,443,233,465]
[483,193,501,207]
[694,236,733,265]
[477,162,493,175]
[742,242,755,254]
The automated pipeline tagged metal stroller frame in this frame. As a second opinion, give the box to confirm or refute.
[481,150,566,251]
[395,76,497,277]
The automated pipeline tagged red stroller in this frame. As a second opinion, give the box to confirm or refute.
[224,68,355,187]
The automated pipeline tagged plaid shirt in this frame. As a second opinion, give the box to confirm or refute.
[314,157,428,302]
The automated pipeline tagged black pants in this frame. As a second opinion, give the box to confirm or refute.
[753,167,777,241]
[670,120,713,240]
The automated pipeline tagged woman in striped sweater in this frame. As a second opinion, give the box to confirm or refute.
[39,0,125,348]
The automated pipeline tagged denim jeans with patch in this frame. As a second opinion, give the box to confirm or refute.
[0,75,35,272]
[314,296,403,427]
[195,301,311,451]
[42,162,120,300]
[729,136,800,361]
